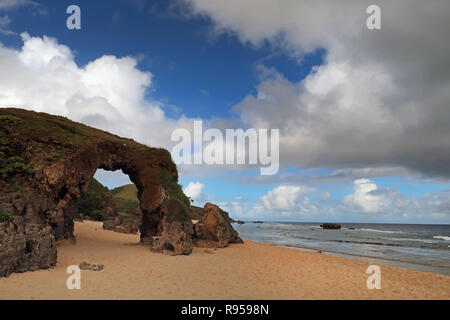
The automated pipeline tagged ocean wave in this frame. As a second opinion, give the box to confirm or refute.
[390,237,438,244]
[358,228,403,234]
[282,244,450,269]
[433,236,450,241]
[280,234,404,247]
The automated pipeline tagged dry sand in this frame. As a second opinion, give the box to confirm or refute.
[1,221,449,300]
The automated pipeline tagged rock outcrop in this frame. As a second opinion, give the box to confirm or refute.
[103,215,140,234]
[194,203,243,248]
[0,108,199,276]
[0,217,56,277]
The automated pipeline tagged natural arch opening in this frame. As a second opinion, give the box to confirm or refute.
[77,169,141,235]
[94,169,133,189]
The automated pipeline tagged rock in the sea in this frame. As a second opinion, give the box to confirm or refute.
[320,223,341,230]
[194,203,243,248]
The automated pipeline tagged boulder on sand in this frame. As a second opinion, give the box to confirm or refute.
[194,203,243,248]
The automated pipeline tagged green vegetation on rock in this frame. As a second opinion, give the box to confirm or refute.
[0,214,14,222]
[189,206,205,220]
[77,178,112,221]
[0,114,22,122]
[0,114,34,179]
[0,156,34,178]
[157,168,191,221]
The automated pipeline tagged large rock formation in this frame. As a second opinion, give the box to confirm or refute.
[0,108,200,277]
[194,203,243,248]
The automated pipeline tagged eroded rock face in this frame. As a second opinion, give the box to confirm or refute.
[0,217,56,277]
[148,198,195,255]
[195,203,243,248]
[0,108,194,276]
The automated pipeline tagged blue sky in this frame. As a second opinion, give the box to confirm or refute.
[1,0,450,224]
[3,0,323,118]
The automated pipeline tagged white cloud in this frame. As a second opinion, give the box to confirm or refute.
[183,182,204,201]
[341,178,450,221]
[0,1,47,36]
[0,0,46,15]
[261,185,315,211]
[0,14,15,35]
[0,0,29,10]
[196,182,449,223]
[343,179,387,213]
[0,33,194,150]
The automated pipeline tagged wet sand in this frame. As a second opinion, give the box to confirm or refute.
[1,221,449,300]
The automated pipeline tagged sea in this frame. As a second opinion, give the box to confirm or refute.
[234,222,450,276]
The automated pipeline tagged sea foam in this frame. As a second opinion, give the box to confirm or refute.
[433,235,450,241]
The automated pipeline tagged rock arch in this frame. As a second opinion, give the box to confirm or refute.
[48,140,194,250]
[0,108,194,277]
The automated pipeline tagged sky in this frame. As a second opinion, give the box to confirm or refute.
[1,0,450,224]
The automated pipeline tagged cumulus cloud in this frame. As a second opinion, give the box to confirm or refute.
[0,33,194,149]
[340,178,449,221]
[344,179,389,213]
[183,182,204,202]
[261,185,316,215]
[184,0,450,179]
[224,180,448,223]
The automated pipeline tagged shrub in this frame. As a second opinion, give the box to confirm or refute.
[90,210,107,221]
[0,156,34,178]
[0,214,14,222]
[77,178,112,220]
[164,198,190,223]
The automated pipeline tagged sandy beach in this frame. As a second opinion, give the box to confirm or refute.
[1,221,449,300]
